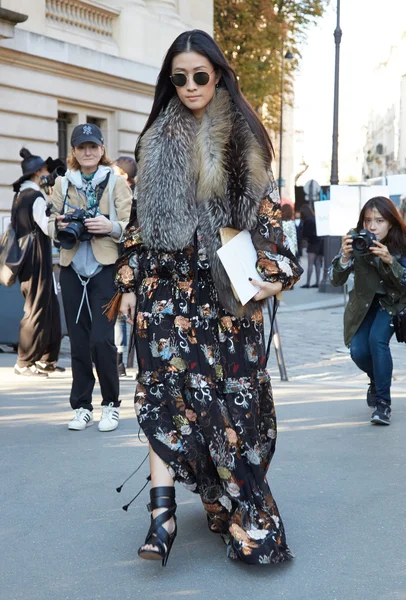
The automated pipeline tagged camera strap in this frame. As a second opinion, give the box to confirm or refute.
[94,171,111,208]
[61,178,71,215]
[60,171,111,214]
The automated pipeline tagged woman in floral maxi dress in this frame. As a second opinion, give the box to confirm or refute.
[115,30,302,566]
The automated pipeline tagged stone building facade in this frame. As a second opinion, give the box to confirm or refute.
[362,35,406,181]
[0,0,213,229]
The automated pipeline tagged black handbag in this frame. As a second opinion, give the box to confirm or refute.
[0,223,34,287]
[393,308,406,343]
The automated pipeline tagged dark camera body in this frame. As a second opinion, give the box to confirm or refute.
[40,166,67,194]
[57,207,97,250]
[351,229,377,256]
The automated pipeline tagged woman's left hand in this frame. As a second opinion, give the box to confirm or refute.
[250,278,283,301]
[369,240,393,265]
[84,215,113,235]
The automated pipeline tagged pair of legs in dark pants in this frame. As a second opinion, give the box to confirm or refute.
[306,252,323,286]
[350,297,394,405]
[60,265,119,412]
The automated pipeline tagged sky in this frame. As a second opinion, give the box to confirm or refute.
[294,0,406,186]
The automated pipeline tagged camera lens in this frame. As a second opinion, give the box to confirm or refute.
[352,237,367,253]
[57,221,84,249]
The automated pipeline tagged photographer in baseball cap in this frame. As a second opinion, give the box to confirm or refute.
[70,123,105,147]
[47,123,132,432]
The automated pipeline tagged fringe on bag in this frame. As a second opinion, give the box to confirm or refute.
[103,291,123,321]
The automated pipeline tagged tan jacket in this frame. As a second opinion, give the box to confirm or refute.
[48,169,132,267]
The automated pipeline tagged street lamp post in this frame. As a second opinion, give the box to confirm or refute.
[278,48,293,200]
[331,0,342,185]
[319,0,343,293]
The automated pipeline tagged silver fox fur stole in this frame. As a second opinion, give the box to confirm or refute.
[136,88,272,317]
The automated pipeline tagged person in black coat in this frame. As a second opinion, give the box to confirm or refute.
[11,148,63,377]
[300,203,324,288]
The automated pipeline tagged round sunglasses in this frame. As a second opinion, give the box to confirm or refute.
[170,70,215,88]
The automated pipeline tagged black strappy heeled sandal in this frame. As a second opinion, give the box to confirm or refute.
[138,486,177,567]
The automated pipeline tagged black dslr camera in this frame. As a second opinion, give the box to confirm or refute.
[40,161,67,195]
[351,228,377,256]
[40,166,66,191]
[56,206,98,249]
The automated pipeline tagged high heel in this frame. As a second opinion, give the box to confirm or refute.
[138,486,177,567]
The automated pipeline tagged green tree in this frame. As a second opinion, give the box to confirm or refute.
[214,0,328,128]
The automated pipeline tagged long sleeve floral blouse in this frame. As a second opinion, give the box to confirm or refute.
[115,183,302,295]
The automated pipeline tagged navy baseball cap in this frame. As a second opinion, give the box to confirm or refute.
[71,123,104,147]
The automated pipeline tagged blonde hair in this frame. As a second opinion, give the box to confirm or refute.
[67,147,113,171]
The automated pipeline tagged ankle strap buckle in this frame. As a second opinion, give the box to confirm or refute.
[147,503,153,512]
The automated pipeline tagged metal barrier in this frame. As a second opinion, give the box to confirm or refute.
[267,297,288,382]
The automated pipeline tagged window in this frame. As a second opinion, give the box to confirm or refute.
[57,111,73,160]
[57,107,113,156]
[87,116,107,145]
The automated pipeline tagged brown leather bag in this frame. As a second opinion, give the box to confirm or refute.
[0,224,34,287]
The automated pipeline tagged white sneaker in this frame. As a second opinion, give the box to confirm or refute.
[68,408,94,431]
[98,403,120,432]
[14,364,48,378]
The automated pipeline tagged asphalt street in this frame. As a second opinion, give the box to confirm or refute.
[1,273,405,600]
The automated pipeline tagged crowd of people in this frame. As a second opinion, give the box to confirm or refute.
[2,28,406,568]
[9,128,139,429]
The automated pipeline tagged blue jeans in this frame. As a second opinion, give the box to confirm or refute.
[350,298,394,404]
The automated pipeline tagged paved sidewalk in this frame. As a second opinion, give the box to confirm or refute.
[270,305,405,384]
[1,367,405,600]
[278,252,345,313]
[1,258,405,599]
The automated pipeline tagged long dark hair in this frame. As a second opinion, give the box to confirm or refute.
[135,29,274,163]
[357,196,406,254]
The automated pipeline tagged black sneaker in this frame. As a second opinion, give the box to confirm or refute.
[371,402,391,425]
[366,382,377,407]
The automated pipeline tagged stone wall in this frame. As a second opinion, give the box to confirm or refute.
[0,0,213,228]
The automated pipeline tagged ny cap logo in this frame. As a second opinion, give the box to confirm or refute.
[83,124,92,135]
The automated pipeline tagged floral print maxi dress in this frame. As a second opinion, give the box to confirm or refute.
[115,187,302,564]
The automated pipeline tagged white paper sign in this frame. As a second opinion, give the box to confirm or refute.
[360,185,389,208]
[314,184,392,238]
[328,185,360,236]
[216,230,261,306]
[314,201,331,236]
